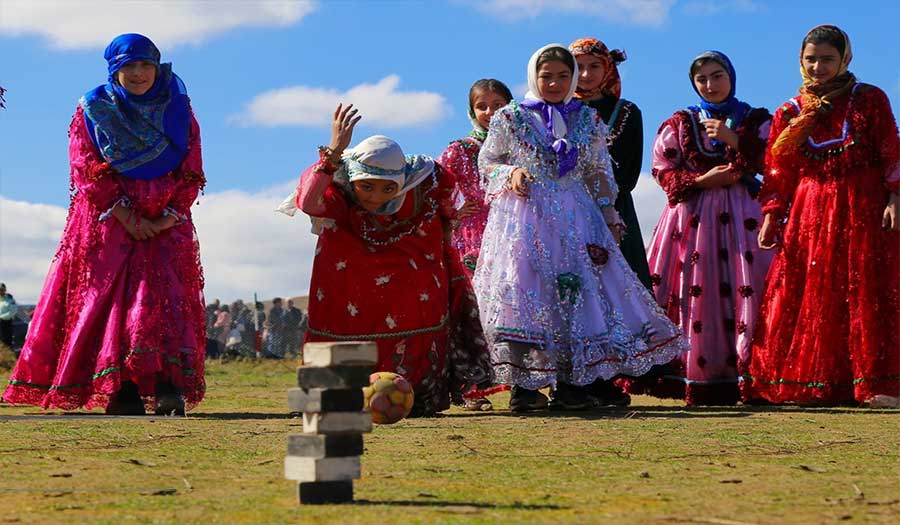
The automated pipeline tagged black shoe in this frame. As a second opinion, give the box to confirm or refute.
[549,383,599,411]
[154,382,186,416]
[105,381,146,415]
[509,387,549,412]
[588,379,632,407]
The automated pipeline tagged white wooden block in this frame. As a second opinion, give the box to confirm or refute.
[284,456,361,482]
[303,341,378,367]
[302,411,373,434]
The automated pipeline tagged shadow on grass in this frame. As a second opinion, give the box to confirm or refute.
[438,404,897,419]
[353,499,565,510]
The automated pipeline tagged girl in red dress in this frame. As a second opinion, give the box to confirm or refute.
[293,104,492,416]
[747,25,900,407]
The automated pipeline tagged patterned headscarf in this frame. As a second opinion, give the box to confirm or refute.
[771,25,855,157]
[80,33,191,180]
[334,135,435,215]
[569,38,626,100]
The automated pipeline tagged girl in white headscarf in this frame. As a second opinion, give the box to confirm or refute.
[475,44,688,412]
[291,104,493,416]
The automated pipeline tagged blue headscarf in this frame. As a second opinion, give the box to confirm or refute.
[80,34,191,180]
[688,50,751,142]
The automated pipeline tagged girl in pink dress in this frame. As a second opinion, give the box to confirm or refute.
[437,79,513,276]
[622,51,773,405]
[3,34,206,415]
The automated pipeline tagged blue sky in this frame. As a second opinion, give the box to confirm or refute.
[1,0,899,303]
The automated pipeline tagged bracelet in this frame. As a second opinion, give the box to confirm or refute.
[317,145,339,171]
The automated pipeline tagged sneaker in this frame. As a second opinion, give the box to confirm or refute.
[867,395,900,408]
[105,381,146,415]
[549,383,599,411]
[462,398,493,411]
[154,382,186,416]
[509,387,549,412]
[588,379,631,407]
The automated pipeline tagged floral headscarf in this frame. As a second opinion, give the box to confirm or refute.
[569,37,626,100]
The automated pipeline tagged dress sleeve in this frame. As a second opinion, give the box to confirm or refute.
[69,107,125,216]
[165,111,205,220]
[583,113,622,225]
[652,115,701,206]
[434,161,459,221]
[478,110,519,202]
[295,161,348,220]
[614,102,643,194]
[759,103,801,219]
[731,108,772,175]
[867,88,900,192]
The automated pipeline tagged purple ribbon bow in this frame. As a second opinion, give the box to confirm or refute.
[520,98,582,178]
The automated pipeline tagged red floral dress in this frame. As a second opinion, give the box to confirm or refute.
[296,161,491,415]
[746,84,900,404]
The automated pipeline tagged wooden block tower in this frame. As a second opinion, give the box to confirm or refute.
[285,341,377,504]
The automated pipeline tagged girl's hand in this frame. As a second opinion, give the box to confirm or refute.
[609,223,625,244]
[510,167,532,198]
[151,214,178,233]
[457,200,481,220]
[327,103,362,164]
[701,119,739,149]
[758,213,779,250]
[883,193,900,231]
[695,163,740,189]
[112,203,154,240]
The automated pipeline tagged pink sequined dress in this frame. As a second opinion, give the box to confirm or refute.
[437,137,489,275]
[3,107,207,411]
[624,107,774,405]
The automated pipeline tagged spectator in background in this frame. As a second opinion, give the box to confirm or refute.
[0,283,17,348]
[266,297,285,358]
[284,299,304,357]
[212,304,231,359]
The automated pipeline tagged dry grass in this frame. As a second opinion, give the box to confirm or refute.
[1,358,898,525]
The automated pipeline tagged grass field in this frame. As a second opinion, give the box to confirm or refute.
[1,351,898,525]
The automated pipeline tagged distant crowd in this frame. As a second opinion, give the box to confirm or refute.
[205,297,307,360]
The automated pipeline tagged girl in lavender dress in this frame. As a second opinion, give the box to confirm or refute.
[621,51,773,406]
[474,44,687,412]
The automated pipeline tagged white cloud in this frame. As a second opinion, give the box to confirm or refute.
[0,0,316,50]
[631,171,668,245]
[235,75,449,128]
[681,0,763,15]
[464,0,677,26]
[0,184,319,305]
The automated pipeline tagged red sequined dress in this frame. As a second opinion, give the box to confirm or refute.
[746,83,900,404]
[437,138,489,276]
[3,107,207,410]
[296,161,492,415]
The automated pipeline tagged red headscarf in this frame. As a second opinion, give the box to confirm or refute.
[569,38,626,100]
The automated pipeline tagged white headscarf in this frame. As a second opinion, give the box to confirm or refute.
[276,135,435,219]
[338,135,435,215]
[524,43,580,140]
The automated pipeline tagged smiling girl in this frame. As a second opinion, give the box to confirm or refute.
[3,34,206,415]
[621,51,773,406]
[437,79,513,276]
[475,44,686,412]
[746,25,900,407]
[293,105,492,416]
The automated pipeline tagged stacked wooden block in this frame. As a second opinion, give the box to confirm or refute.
[285,341,377,504]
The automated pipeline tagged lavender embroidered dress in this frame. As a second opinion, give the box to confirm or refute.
[474,100,687,389]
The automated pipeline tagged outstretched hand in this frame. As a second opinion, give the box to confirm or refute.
[327,103,362,164]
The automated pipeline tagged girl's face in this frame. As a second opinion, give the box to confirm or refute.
[352,179,399,213]
[472,89,508,129]
[802,42,842,84]
[692,61,731,104]
[537,61,573,104]
[116,60,157,96]
[575,54,606,96]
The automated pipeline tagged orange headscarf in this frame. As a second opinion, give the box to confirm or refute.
[569,38,626,100]
[771,25,856,157]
